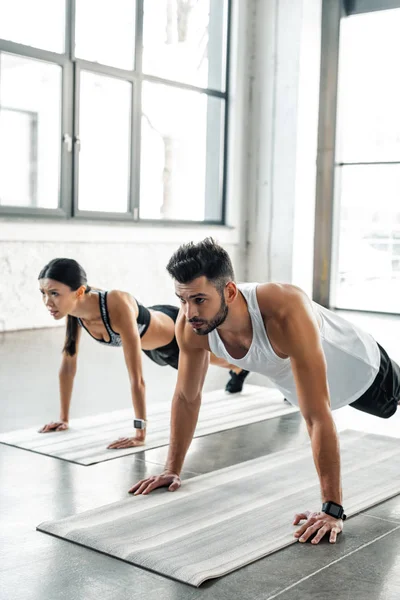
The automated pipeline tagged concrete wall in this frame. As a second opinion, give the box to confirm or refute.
[0,222,243,332]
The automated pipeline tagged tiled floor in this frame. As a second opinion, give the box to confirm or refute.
[0,311,399,600]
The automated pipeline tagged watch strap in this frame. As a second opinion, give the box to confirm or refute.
[322,501,347,520]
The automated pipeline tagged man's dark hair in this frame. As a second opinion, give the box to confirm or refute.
[166,238,235,292]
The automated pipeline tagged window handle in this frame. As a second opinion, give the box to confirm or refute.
[63,133,72,152]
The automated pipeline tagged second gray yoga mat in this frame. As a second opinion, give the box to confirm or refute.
[0,385,295,464]
[38,430,400,586]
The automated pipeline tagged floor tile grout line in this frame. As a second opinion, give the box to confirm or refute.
[363,513,400,525]
[265,524,400,600]
[139,456,202,476]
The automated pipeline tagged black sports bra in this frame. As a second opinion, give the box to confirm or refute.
[77,291,151,347]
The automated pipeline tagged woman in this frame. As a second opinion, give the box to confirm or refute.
[38,258,249,449]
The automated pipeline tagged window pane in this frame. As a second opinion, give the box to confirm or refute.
[0,0,65,53]
[75,0,136,70]
[78,71,131,213]
[335,165,400,313]
[143,0,228,90]
[337,9,400,163]
[140,82,224,221]
[0,54,62,209]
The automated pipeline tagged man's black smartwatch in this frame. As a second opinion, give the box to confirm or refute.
[133,418,147,430]
[322,501,347,520]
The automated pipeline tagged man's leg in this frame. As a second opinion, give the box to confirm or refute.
[391,358,400,404]
[350,344,399,419]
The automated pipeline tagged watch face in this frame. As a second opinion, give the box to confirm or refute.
[330,504,341,517]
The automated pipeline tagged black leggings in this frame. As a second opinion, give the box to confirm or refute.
[141,305,180,370]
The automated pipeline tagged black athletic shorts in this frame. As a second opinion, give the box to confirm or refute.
[141,304,180,370]
[349,343,400,419]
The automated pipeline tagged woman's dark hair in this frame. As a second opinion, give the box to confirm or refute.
[38,258,91,357]
[166,238,235,293]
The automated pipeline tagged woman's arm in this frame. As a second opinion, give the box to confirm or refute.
[39,323,81,433]
[106,292,147,449]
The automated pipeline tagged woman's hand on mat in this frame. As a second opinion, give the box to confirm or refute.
[293,510,344,544]
[107,435,145,450]
[128,472,181,495]
[38,420,69,433]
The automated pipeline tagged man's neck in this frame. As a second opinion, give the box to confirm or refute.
[217,292,252,338]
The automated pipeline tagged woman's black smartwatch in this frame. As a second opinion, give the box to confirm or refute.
[322,501,347,520]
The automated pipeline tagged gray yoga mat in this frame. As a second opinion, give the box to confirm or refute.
[0,385,295,465]
[37,430,400,586]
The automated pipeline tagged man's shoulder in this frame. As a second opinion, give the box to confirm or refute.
[256,283,310,321]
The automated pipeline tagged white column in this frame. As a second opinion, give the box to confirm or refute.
[245,0,322,294]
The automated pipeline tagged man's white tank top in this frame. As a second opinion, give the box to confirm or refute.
[208,283,380,410]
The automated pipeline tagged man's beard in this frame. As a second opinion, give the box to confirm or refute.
[190,296,228,336]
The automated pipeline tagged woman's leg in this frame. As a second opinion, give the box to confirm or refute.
[209,353,250,393]
[209,353,242,374]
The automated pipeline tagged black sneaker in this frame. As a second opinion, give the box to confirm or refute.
[225,369,250,394]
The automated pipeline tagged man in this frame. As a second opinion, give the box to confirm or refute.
[129,238,400,545]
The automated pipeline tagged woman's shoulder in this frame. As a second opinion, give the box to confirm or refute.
[105,290,139,318]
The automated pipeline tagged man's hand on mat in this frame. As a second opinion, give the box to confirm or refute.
[128,472,181,495]
[38,420,69,433]
[293,510,343,544]
[107,436,145,449]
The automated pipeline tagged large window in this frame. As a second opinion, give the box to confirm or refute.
[332,7,400,313]
[0,0,230,223]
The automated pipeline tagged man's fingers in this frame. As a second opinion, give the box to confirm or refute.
[129,476,175,495]
[132,480,156,495]
[128,479,145,494]
[329,527,339,544]
[298,520,323,543]
[129,474,180,496]
[311,525,329,545]
[294,518,316,538]
[141,480,164,495]
[293,512,310,525]
[168,479,181,492]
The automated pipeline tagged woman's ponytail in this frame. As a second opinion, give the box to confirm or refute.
[63,315,79,357]
[62,285,91,356]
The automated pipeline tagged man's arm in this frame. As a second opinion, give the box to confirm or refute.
[263,287,343,543]
[165,344,210,475]
[284,310,341,506]
[129,317,209,494]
